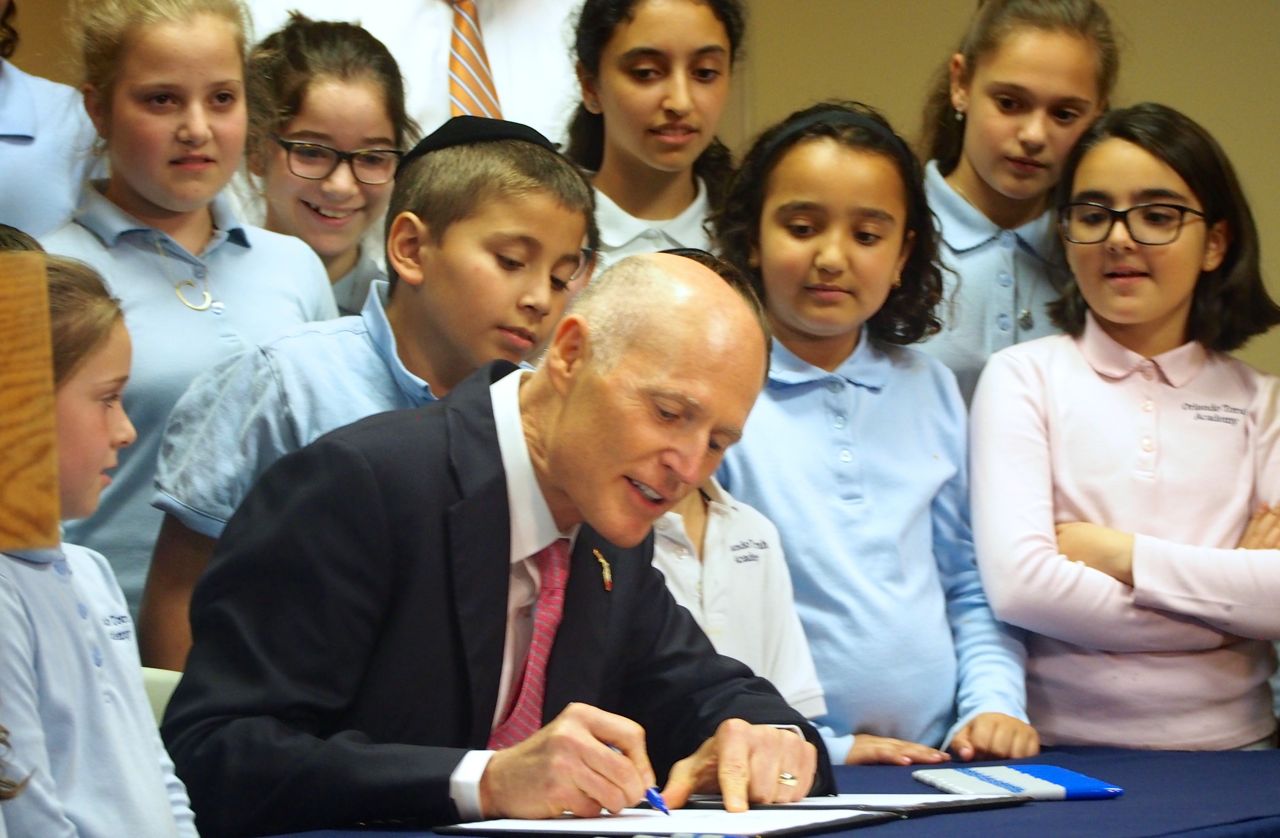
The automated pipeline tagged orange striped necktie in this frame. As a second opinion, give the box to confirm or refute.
[448,0,502,118]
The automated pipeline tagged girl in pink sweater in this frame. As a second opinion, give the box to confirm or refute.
[971,103,1280,750]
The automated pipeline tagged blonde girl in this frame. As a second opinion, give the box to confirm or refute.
[41,0,337,610]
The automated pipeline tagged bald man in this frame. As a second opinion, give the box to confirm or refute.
[162,254,834,837]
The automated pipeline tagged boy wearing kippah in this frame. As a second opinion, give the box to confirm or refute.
[139,117,597,669]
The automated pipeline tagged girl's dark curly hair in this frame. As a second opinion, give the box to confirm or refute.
[565,0,746,208]
[714,100,943,346]
[1049,102,1280,351]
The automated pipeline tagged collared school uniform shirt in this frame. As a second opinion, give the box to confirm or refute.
[0,542,196,837]
[154,280,433,538]
[653,477,827,719]
[592,179,712,273]
[42,186,337,610]
[331,246,387,316]
[917,160,1066,404]
[0,60,97,236]
[1253,378,1280,718]
[719,334,1027,762]
[971,315,1280,749]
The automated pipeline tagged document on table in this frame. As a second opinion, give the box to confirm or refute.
[438,806,896,836]
[687,792,1028,814]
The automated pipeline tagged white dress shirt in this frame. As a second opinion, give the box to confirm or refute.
[450,368,576,818]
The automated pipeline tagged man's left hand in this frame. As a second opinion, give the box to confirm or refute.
[660,718,817,812]
[949,713,1039,762]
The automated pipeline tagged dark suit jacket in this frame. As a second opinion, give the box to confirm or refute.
[162,362,833,837]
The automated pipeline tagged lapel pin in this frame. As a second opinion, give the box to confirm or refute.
[593,549,613,592]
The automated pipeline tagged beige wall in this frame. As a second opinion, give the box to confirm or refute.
[13,0,1279,372]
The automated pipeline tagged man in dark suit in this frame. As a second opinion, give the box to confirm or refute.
[162,253,833,836]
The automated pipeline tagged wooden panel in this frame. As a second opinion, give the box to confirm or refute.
[0,253,59,551]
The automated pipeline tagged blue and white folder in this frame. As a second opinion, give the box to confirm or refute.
[912,764,1124,800]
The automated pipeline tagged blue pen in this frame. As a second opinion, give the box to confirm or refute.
[645,786,671,816]
[607,744,670,815]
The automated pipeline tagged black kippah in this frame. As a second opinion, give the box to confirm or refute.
[396,116,557,176]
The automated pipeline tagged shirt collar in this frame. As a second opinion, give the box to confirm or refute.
[767,329,887,391]
[925,160,1057,258]
[0,61,36,138]
[656,475,736,542]
[362,280,437,406]
[1079,312,1208,387]
[594,179,709,250]
[332,246,384,314]
[4,544,64,565]
[74,181,250,250]
[490,368,575,565]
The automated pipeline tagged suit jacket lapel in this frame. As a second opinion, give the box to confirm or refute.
[446,362,519,745]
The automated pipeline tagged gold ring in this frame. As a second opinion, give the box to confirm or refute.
[777,771,799,787]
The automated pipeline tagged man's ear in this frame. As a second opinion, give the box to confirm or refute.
[386,211,432,288]
[83,84,109,139]
[544,315,589,396]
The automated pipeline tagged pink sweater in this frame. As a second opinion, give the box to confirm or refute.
[971,316,1278,749]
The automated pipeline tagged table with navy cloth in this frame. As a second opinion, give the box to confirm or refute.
[269,746,1280,837]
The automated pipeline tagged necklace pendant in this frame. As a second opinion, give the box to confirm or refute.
[1018,308,1034,331]
[175,280,213,311]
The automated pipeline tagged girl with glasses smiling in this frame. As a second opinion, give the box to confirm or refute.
[248,13,419,314]
[970,102,1280,751]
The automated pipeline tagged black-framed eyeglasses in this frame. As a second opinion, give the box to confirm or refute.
[272,134,403,185]
[1059,202,1206,246]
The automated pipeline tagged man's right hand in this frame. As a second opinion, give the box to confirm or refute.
[478,703,655,818]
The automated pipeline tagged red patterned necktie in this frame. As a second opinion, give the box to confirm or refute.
[488,538,571,749]
[448,0,502,118]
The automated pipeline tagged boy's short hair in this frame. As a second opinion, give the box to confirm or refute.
[385,139,598,290]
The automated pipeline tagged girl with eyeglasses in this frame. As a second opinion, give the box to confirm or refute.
[40,0,337,616]
[971,102,1280,750]
[248,13,419,314]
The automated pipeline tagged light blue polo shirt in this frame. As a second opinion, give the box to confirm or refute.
[0,60,97,236]
[42,186,337,609]
[0,542,196,837]
[719,334,1027,762]
[154,280,435,537]
[916,160,1066,404]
